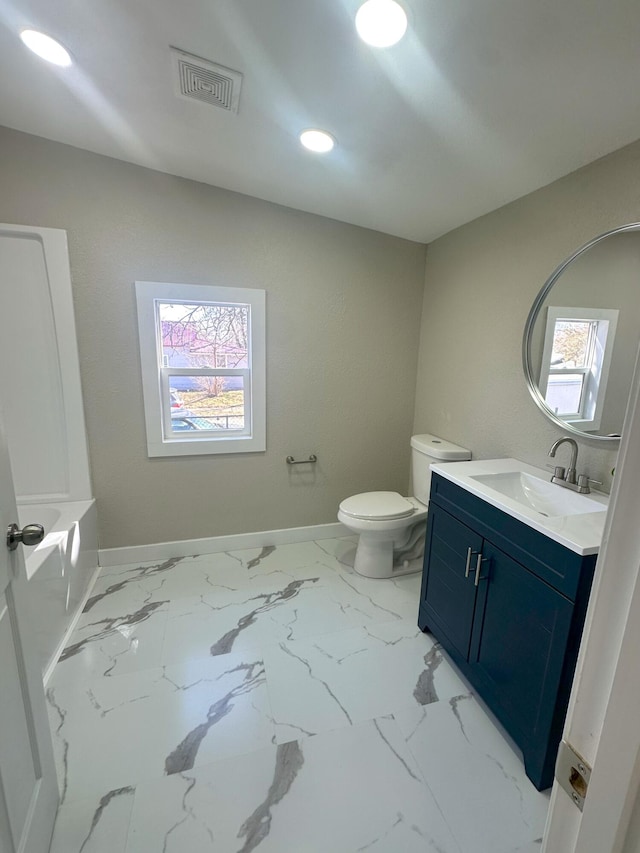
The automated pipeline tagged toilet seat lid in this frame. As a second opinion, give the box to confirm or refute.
[339,491,415,520]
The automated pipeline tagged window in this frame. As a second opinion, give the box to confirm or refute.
[539,306,618,431]
[135,281,265,456]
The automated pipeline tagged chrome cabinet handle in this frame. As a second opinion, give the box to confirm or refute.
[465,547,473,578]
[474,553,489,587]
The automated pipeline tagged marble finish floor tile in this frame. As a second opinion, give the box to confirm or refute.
[47,649,275,804]
[49,604,169,685]
[160,571,416,666]
[50,542,363,683]
[94,542,345,602]
[328,565,423,623]
[263,620,469,742]
[393,693,550,853]
[47,537,550,852]
[48,786,135,853]
[226,539,349,577]
[125,717,462,853]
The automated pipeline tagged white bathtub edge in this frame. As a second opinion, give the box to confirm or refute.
[99,522,350,567]
[43,564,101,686]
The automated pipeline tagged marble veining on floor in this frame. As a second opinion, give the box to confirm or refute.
[46,538,549,852]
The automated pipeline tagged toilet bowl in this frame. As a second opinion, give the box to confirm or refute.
[338,492,429,579]
[338,434,471,579]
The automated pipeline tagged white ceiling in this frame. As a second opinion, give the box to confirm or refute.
[1,0,640,243]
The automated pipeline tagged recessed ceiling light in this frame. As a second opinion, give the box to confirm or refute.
[299,129,335,154]
[355,0,408,48]
[20,30,72,67]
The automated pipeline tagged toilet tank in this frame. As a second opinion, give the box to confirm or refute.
[411,434,471,505]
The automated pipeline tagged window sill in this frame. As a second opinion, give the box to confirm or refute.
[147,434,266,458]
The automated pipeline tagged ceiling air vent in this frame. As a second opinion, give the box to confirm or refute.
[170,47,242,113]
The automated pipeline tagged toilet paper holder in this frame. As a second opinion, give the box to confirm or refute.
[286,454,318,465]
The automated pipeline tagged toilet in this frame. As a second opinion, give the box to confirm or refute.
[338,433,471,579]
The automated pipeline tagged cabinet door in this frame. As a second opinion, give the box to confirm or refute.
[469,542,573,758]
[420,504,483,659]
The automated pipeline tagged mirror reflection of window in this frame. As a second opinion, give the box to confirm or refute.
[539,307,618,431]
[524,226,640,440]
[547,319,598,416]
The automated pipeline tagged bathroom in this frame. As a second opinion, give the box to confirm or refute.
[1,2,640,852]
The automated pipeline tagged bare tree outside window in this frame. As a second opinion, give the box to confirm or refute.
[159,302,249,428]
[551,320,593,368]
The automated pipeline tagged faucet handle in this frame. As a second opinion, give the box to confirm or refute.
[545,463,565,475]
[576,474,595,494]
[549,465,566,485]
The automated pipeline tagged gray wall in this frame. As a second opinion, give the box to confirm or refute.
[0,126,426,549]
[413,140,640,490]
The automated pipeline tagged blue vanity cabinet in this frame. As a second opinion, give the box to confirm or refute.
[419,505,483,660]
[418,473,597,791]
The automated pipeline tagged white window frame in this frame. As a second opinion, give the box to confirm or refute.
[135,281,266,457]
[539,306,618,431]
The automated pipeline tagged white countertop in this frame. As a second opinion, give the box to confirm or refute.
[430,458,609,556]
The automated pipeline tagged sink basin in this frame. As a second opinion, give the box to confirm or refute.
[430,458,609,555]
[470,471,607,518]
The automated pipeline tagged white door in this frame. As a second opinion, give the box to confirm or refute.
[543,344,640,850]
[0,411,58,853]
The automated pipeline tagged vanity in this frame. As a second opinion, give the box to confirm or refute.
[418,458,608,791]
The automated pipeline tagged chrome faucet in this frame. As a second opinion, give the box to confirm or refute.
[548,438,591,493]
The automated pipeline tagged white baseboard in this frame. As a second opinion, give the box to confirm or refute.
[98,521,349,568]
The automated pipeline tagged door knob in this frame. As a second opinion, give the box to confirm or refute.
[6,523,45,551]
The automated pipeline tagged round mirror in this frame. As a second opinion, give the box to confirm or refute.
[523,223,640,442]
